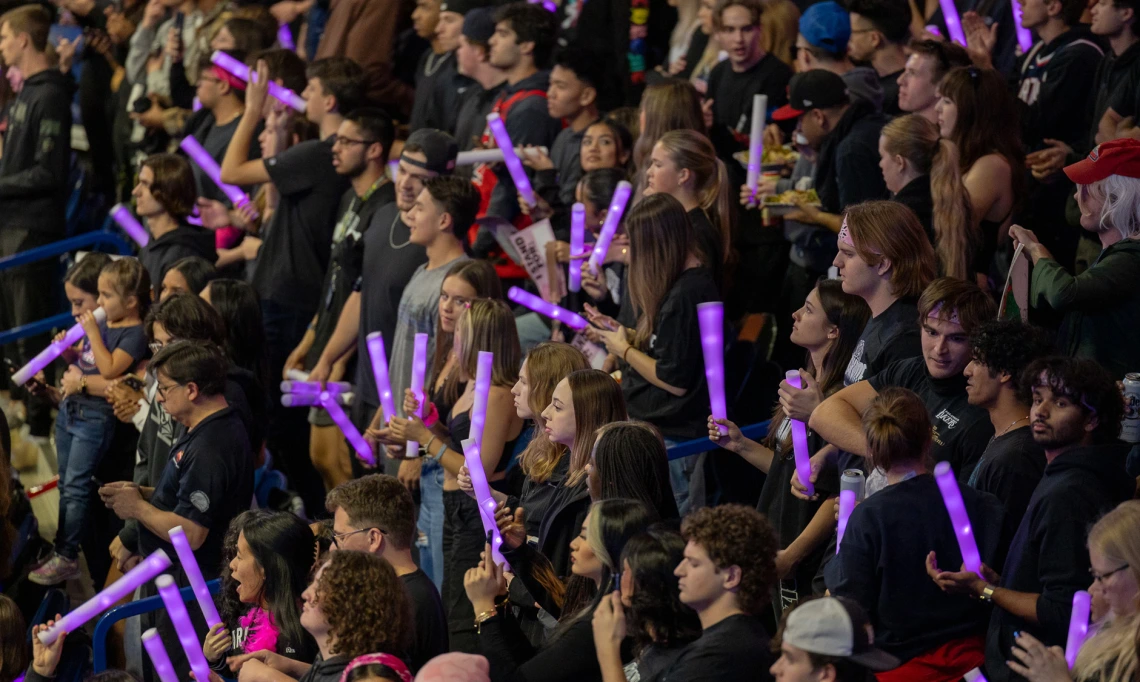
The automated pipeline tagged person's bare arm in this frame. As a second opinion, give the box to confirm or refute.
[807,380,879,456]
[962,154,1011,226]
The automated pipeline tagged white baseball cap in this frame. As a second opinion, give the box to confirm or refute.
[782,597,900,672]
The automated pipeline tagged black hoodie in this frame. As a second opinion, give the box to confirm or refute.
[0,68,73,255]
[983,443,1134,682]
[139,223,217,297]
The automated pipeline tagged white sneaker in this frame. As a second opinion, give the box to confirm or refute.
[29,553,81,585]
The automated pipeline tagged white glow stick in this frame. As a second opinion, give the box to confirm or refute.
[746,94,767,198]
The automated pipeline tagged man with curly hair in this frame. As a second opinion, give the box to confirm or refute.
[663,504,779,682]
[963,320,1054,531]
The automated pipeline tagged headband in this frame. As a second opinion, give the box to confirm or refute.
[838,215,854,246]
[927,303,961,326]
[212,65,246,91]
[338,653,413,682]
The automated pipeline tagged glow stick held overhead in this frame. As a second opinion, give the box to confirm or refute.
[939,0,967,46]
[155,574,213,682]
[698,303,728,435]
[322,392,376,467]
[211,50,306,111]
[38,549,171,644]
[933,461,982,574]
[507,287,589,330]
[367,332,399,424]
[12,308,107,387]
[786,370,815,497]
[569,203,585,293]
[179,136,257,214]
[485,112,536,207]
[168,526,221,629]
[586,181,632,275]
[1066,590,1091,668]
[461,437,509,567]
[406,333,429,457]
[142,629,179,682]
[746,94,767,199]
[111,203,149,247]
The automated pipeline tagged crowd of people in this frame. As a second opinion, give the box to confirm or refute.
[0,0,1139,679]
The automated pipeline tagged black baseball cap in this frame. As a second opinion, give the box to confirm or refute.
[441,0,488,16]
[772,70,850,121]
[462,6,497,43]
[402,129,459,174]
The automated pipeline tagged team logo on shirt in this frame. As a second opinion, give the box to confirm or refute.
[935,408,960,429]
[844,340,867,385]
[175,450,185,465]
[190,491,210,513]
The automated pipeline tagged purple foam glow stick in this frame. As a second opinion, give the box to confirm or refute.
[940,0,967,45]
[281,392,350,408]
[211,50,306,111]
[933,461,982,574]
[12,308,107,387]
[746,94,767,198]
[964,669,988,682]
[142,628,179,682]
[697,302,728,435]
[277,23,295,50]
[168,526,222,629]
[179,136,255,212]
[1065,590,1091,668]
[407,333,429,457]
[111,203,149,246]
[569,203,585,293]
[279,380,351,395]
[192,96,201,112]
[786,370,815,497]
[1011,1,1032,52]
[367,332,399,424]
[836,489,856,553]
[38,549,171,644]
[322,392,376,467]
[388,159,400,180]
[507,287,589,330]
[155,574,213,682]
[485,112,536,207]
[461,437,509,567]
[587,181,632,275]
[471,351,493,451]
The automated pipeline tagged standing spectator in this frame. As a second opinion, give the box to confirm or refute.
[844,0,909,115]
[315,0,416,118]
[453,7,507,154]
[769,597,901,681]
[896,39,971,124]
[409,0,446,131]
[793,1,884,112]
[1091,0,1140,147]
[426,0,478,135]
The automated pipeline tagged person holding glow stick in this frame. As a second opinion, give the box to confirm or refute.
[825,387,1007,678]
[709,280,869,615]
[845,0,909,115]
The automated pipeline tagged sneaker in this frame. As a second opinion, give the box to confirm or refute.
[29,553,81,585]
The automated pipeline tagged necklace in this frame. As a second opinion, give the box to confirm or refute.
[424,52,448,77]
[389,212,411,250]
[993,416,1029,440]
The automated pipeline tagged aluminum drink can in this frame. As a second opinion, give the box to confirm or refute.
[1122,373,1140,443]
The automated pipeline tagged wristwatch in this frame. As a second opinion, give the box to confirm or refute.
[979,584,996,603]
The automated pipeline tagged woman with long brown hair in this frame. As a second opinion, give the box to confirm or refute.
[633,81,707,192]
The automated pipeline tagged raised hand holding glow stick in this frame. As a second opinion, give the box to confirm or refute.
[367,332,399,424]
[12,308,107,387]
[940,0,967,45]
[461,437,509,567]
[322,392,376,467]
[485,112,536,206]
[406,333,429,457]
[933,461,982,574]
[38,549,171,644]
[586,181,632,275]
[1065,591,1091,668]
[142,628,179,682]
[211,50,306,111]
[697,302,727,435]
[168,526,222,628]
[179,136,257,215]
[156,574,213,682]
[745,94,767,199]
[569,203,586,293]
[111,203,149,246]
[786,370,814,497]
[507,287,589,330]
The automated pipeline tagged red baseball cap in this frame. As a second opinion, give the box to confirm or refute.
[1064,138,1140,184]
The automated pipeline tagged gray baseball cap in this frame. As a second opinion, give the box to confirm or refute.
[782,597,900,672]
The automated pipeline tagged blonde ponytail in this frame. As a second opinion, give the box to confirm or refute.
[930,139,978,280]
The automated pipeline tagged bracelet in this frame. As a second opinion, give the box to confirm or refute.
[80,375,88,395]
[474,608,498,633]
[433,442,448,461]
[423,402,440,429]
[424,435,437,454]
[622,346,634,362]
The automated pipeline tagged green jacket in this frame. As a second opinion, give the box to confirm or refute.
[1031,238,1140,377]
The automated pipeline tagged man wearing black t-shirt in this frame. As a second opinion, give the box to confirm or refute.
[326,475,447,673]
[963,320,1052,531]
[664,505,778,682]
[845,0,909,116]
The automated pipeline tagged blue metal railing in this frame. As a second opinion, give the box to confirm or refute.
[665,420,770,460]
[92,579,222,672]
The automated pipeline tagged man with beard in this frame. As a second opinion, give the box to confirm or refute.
[926,356,1133,682]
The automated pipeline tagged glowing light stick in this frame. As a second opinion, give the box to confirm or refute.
[12,308,106,387]
[388,159,399,181]
[142,628,178,682]
[569,203,585,293]
[280,392,351,408]
[940,0,966,45]
[746,94,767,199]
[964,669,988,682]
[367,332,399,424]
[836,491,857,553]
[507,287,589,330]
[471,351,493,451]
[279,380,351,395]
[321,391,375,467]
[1012,2,1033,52]
[786,370,815,497]
[456,149,504,165]
[38,549,171,644]
[485,112,536,207]
[192,96,201,112]
[155,574,213,682]
[179,136,256,213]
[277,23,295,50]
[461,437,508,567]
[698,302,727,435]
[1066,590,1091,668]
[211,50,306,111]
[111,203,149,247]
[406,333,429,457]
[167,526,221,629]
[586,181,632,275]
[934,461,981,574]
[285,369,309,381]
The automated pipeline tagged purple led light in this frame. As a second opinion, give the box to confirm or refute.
[406,333,429,457]
[13,308,107,387]
[367,332,399,424]
[461,437,509,567]
[277,23,295,50]
[321,392,376,467]
[211,50,306,111]
[933,461,982,574]
[111,203,149,247]
[142,629,179,682]
[156,574,213,682]
[485,112,536,207]
[939,0,966,45]
[746,94,767,198]
[786,370,815,498]
[471,351,493,451]
[179,136,256,213]
[39,549,171,644]
[279,380,350,395]
[192,96,201,112]
[836,489,856,554]
[281,393,321,408]
[587,181,632,275]
[388,159,399,180]
[1011,2,1032,52]
[697,302,727,435]
[168,526,221,629]
[569,203,585,293]
[1066,590,1091,668]
[507,287,589,330]
[964,669,988,682]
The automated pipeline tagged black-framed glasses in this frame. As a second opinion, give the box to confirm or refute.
[334,136,377,148]
[156,382,184,399]
[332,527,386,547]
[1090,564,1130,583]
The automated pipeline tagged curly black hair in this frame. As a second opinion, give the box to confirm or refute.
[969,320,1054,399]
[1023,357,1125,444]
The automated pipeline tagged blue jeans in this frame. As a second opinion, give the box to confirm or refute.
[55,398,116,559]
[418,458,445,589]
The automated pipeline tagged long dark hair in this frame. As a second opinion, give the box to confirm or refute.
[627,194,695,350]
[429,259,503,408]
[0,594,27,682]
[218,510,260,625]
[206,279,269,388]
[63,252,114,296]
[167,256,219,295]
[622,527,701,656]
[590,421,678,521]
[240,511,318,654]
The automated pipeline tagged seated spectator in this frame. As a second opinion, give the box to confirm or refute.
[634,80,706,192]
[587,421,679,522]
[1010,138,1140,377]
[793,1,884,112]
[769,597,901,681]
[845,0,910,115]
[340,653,415,682]
[210,17,275,53]
[896,39,970,124]
[825,387,1007,679]
[663,504,779,682]
[2,595,28,681]
[159,256,218,301]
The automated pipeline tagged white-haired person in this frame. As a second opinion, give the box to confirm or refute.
[1010,138,1140,378]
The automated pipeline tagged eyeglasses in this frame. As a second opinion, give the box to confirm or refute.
[334,136,377,148]
[332,527,386,547]
[156,382,184,399]
[1090,564,1130,583]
